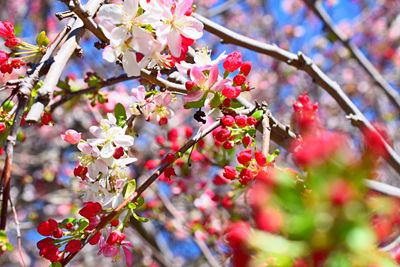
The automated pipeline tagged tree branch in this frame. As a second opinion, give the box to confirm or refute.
[302,0,400,111]
[60,121,221,265]
[194,13,400,178]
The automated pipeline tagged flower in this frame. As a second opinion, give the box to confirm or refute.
[98,232,133,266]
[156,0,203,57]
[61,129,81,144]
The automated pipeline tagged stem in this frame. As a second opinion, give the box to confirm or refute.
[261,111,271,156]
[60,121,221,265]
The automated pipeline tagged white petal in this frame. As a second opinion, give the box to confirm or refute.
[123,0,138,17]
[103,46,117,62]
[114,135,134,147]
[100,142,115,158]
[97,4,124,25]
[168,29,182,57]
[180,17,204,40]
[110,27,129,46]
[122,52,141,77]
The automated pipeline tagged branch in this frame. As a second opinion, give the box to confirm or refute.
[60,121,221,265]
[194,13,400,177]
[25,0,106,122]
[302,0,400,111]
[261,111,271,156]
[0,16,77,230]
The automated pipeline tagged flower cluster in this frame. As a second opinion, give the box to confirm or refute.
[69,113,136,207]
[37,202,133,265]
[131,85,175,125]
[292,93,319,132]
[0,21,25,74]
[180,51,252,109]
[98,0,203,76]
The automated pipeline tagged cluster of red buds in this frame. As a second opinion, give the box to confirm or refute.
[222,149,270,185]
[36,202,104,264]
[292,93,319,132]
[213,114,258,150]
[0,21,25,74]
[220,51,252,100]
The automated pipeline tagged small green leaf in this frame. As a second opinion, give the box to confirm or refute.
[60,218,76,228]
[77,218,89,231]
[36,31,50,46]
[114,103,127,126]
[128,202,137,210]
[2,100,14,112]
[122,180,136,199]
[210,92,222,108]
[183,93,207,109]
[136,196,145,208]
[252,110,264,121]
[131,210,149,222]
[49,262,62,267]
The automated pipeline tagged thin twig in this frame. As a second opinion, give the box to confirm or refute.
[194,13,400,177]
[60,121,221,265]
[9,198,26,267]
[261,111,271,156]
[302,0,400,111]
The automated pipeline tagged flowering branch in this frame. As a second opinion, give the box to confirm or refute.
[195,13,400,177]
[60,121,221,265]
[302,0,400,110]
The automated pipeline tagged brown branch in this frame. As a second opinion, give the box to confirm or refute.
[26,0,106,122]
[302,0,400,111]
[9,198,26,267]
[0,17,77,230]
[60,121,221,265]
[194,13,400,177]
[261,111,271,156]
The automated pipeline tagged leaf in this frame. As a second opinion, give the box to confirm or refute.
[77,218,89,231]
[114,103,127,126]
[128,202,137,210]
[131,210,149,222]
[136,196,145,208]
[252,110,264,121]
[49,262,62,267]
[122,180,136,199]
[36,31,50,46]
[210,92,223,108]
[183,93,207,109]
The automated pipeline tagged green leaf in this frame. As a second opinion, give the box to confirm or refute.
[122,180,136,199]
[77,218,89,231]
[114,103,127,126]
[183,93,207,109]
[210,92,222,108]
[131,210,149,222]
[49,262,62,267]
[2,100,14,112]
[136,196,145,208]
[252,110,264,121]
[36,31,50,46]
[128,202,137,210]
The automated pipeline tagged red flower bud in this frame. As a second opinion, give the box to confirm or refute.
[65,239,81,253]
[221,115,235,127]
[233,74,246,86]
[113,147,124,159]
[237,149,252,165]
[223,165,238,180]
[240,61,252,76]
[223,51,243,72]
[235,115,247,128]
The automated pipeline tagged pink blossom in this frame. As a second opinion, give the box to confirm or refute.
[61,129,81,144]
